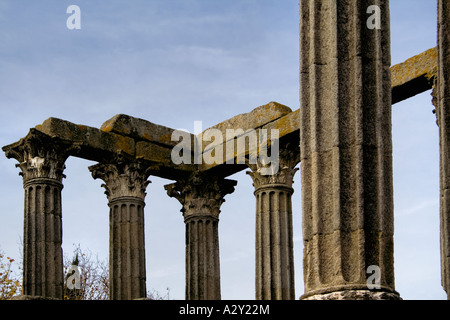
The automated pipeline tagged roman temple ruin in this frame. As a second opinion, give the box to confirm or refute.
[2,0,449,300]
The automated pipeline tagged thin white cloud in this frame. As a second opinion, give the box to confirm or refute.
[396,199,439,217]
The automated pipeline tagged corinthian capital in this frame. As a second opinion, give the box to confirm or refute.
[3,128,80,182]
[89,157,151,201]
[165,172,237,220]
[247,140,300,189]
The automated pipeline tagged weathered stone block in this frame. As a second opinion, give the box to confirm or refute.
[259,109,300,139]
[200,101,292,150]
[391,47,437,104]
[36,117,135,161]
[135,141,196,179]
[101,113,194,148]
[204,101,291,133]
[197,102,293,174]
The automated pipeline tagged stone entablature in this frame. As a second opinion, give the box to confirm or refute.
[4,49,439,182]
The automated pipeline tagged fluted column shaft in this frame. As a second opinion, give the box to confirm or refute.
[247,142,299,300]
[90,159,150,300]
[2,129,75,299]
[185,214,221,300]
[438,0,450,299]
[22,178,64,299]
[300,0,399,299]
[254,185,295,300]
[165,173,236,300]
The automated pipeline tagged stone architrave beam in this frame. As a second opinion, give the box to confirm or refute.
[8,47,437,179]
[33,117,196,179]
[100,114,188,148]
[197,102,293,175]
[197,48,438,175]
[391,47,438,104]
[35,117,136,162]
[199,101,292,153]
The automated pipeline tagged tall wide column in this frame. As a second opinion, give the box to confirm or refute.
[299,0,400,299]
[165,173,237,300]
[3,129,74,299]
[438,0,450,299]
[90,158,151,300]
[247,143,299,300]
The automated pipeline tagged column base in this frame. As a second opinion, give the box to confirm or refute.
[301,290,401,300]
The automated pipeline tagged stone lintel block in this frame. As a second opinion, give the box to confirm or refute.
[36,117,135,161]
[134,140,173,164]
[260,108,300,138]
[198,105,297,173]
[135,141,196,179]
[101,113,195,149]
[202,101,292,133]
[198,136,297,175]
[391,47,437,104]
[199,129,279,170]
[391,47,437,86]
[200,101,292,150]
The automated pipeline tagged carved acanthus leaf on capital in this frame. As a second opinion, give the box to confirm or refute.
[89,157,151,201]
[2,128,80,182]
[246,140,300,189]
[165,172,237,219]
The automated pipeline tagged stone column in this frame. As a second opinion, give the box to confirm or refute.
[247,142,299,300]
[165,173,237,300]
[437,0,450,299]
[3,129,75,299]
[89,158,151,300]
[299,0,400,299]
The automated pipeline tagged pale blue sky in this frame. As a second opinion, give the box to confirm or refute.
[0,0,446,300]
